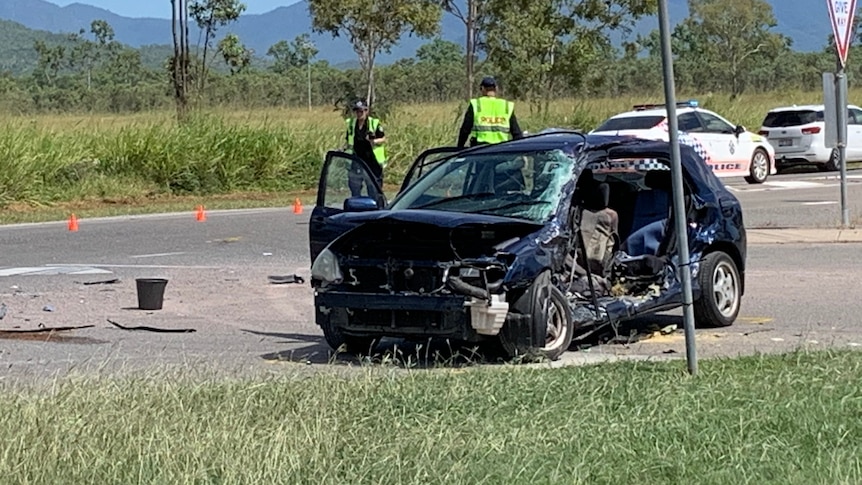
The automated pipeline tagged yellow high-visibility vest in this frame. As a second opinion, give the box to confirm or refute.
[470,97,514,144]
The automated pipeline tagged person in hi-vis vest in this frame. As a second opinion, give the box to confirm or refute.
[344,100,386,197]
[457,77,523,148]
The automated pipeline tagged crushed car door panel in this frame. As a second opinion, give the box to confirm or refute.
[309,151,386,262]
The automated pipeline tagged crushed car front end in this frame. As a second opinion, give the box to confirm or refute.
[311,210,552,342]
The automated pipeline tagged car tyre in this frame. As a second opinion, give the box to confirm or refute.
[744,148,770,184]
[821,149,840,172]
[494,271,574,361]
[320,318,379,355]
[693,251,741,328]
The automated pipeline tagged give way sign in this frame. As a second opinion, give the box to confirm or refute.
[827,0,857,67]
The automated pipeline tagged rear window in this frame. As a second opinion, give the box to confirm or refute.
[595,115,665,132]
[762,110,823,127]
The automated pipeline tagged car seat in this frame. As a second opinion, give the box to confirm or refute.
[494,159,526,195]
[622,170,680,256]
[578,180,619,277]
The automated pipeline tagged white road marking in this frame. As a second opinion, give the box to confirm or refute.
[764,180,825,189]
[53,263,220,269]
[0,266,113,277]
[801,201,838,206]
[130,252,187,259]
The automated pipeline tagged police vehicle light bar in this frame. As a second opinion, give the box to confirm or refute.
[633,99,699,111]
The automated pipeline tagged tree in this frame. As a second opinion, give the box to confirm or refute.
[33,40,67,86]
[416,39,464,101]
[293,34,318,111]
[483,0,656,112]
[677,0,790,97]
[171,0,192,121]
[266,40,299,74]
[188,0,246,92]
[439,0,488,99]
[68,20,120,90]
[218,33,251,74]
[308,0,441,106]
[416,38,462,64]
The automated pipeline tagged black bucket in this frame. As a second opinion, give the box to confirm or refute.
[136,278,169,310]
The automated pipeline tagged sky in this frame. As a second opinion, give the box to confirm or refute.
[46,0,300,19]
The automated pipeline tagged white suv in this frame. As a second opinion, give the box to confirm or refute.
[592,100,776,184]
[758,104,862,172]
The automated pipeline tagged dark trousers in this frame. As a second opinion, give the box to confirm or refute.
[348,159,383,197]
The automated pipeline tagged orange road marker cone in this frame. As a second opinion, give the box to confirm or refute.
[293,198,303,215]
[195,205,207,222]
[67,214,79,232]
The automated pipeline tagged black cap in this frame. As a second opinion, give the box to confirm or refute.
[352,100,369,110]
[480,76,497,88]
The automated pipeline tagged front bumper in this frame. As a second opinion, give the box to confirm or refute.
[314,291,509,341]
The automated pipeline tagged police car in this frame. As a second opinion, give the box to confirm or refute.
[591,100,776,184]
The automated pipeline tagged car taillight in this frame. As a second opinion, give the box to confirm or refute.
[758,130,769,137]
[802,127,821,135]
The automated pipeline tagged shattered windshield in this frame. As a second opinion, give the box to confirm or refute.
[389,149,576,222]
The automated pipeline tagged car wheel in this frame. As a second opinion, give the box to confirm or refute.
[744,148,770,184]
[320,317,379,355]
[494,271,573,361]
[821,149,840,172]
[693,251,741,328]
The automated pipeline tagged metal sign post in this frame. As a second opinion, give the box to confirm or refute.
[658,0,697,375]
[827,0,856,227]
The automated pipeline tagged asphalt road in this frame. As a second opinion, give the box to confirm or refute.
[724,168,862,228]
[0,169,860,379]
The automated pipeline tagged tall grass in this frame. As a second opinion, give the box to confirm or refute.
[0,350,860,483]
[2,89,858,208]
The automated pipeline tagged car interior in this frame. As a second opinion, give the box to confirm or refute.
[568,164,692,299]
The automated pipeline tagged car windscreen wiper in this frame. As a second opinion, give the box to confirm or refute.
[410,192,496,210]
[472,200,551,215]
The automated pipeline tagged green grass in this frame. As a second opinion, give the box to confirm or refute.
[1,350,861,484]
[1,89,860,218]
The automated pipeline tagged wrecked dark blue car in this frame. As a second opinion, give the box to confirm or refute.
[308,132,746,360]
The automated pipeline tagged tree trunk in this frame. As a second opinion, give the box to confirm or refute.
[367,64,375,107]
[465,0,476,100]
[200,22,212,95]
[171,0,189,122]
[365,35,376,106]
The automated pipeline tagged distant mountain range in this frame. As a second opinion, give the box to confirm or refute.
[0,0,835,66]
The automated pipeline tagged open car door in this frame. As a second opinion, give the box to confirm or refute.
[398,147,464,195]
[308,151,386,263]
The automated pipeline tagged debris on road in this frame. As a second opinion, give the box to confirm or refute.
[0,324,94,335]
[268,274,305,285]
[42,305,55,312]
[209,236,242,244]
[660,324,678,335]
[107,318,196,333]
[78,278,121,286]
[0,303,6,320]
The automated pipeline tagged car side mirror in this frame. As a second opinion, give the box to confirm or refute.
[344,196,379,212]
[734,125,745,136]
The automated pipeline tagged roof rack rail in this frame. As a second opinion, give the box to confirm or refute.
[633,99,699,111]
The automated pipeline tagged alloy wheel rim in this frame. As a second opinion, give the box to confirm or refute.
[543,292,567,349]
[712,261,739,318]
[753,152,768,180]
